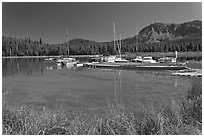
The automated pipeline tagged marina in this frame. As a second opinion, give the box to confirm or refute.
[2,2,202,135]
[42,54,201,75]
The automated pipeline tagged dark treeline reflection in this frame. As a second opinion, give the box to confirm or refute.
[2,56,201,77]
[2,58,45,77]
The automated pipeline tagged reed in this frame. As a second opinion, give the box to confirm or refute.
[2,81,202,135]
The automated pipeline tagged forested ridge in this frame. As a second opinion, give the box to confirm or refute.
[2,36,202,56]
[2,20,202,56]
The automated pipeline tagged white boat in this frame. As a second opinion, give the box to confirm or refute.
[158,57,176,63]
[104,23,129,63]
[56,57,80,67]
[132,56,143,63]
[56,30,83,68]
[56,58,64,66]
[114,56,128,62]
[63,57,79,67]
[104,55,128,63]
[76,63,84,67]
[105,55,116,63]
[158,51,178,63]
[132,25,142,63]
[142,56,157,63]
[45,57,55,61]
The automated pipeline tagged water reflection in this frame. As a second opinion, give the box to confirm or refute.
[3,55,201,77]
[2,58,45,76]
[3,57,200,109]
[114,70,122,102]
[174,78,178,88]
[2,58,88,77]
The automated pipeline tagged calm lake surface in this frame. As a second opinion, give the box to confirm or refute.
[2,58,200,110]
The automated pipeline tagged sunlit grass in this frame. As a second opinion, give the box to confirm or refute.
[2,80,202,135]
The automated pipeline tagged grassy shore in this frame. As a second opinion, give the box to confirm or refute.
[2,80,202,135]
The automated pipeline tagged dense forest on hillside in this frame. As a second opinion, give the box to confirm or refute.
[138,20,202,43]
[2,36,202,56]
[2,20,202,56]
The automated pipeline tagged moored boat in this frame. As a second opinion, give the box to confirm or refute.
[63,57,79,67]
[45,57,55,61]
[103,22,129,64]
[114,56,128,63]
[158,57,176,63]
[56,30,83,68]
[158,51,178,63]
[142,56,157,63]
[104,55,128,63]
[56,58,64,66]
[132,56,143,63]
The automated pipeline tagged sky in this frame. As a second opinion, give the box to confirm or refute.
[2,2,202,44]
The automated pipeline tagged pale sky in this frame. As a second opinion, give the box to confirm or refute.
[2,2,202,44]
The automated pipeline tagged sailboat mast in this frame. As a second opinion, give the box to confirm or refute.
[113,22,116,53]
[66,29,69,56]
[136,25,138,53]
[119,34,122,58]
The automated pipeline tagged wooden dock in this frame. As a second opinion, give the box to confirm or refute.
[172,69,202,77]
[84,62,188,70]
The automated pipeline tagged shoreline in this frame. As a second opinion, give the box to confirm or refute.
[2,55,101,59]
[2,51,202,59]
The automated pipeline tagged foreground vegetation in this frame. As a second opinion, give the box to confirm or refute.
[2,80,202,135]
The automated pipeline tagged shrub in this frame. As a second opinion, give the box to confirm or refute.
[2,81,202,135]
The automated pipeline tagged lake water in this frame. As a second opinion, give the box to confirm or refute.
[2,58,200,111]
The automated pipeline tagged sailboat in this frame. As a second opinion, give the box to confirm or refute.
[106,22,128,63]
[132,25,143,63]
[114,34,128,62]
[158,51,177,63]
[56,30,80,67]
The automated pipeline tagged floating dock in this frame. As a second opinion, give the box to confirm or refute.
[172,69,202,77]
[84,62,188,70]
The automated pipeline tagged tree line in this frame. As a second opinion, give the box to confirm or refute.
[2,36,202,56]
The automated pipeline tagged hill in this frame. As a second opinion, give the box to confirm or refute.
[2,20,202,56]
[138,20,202,43]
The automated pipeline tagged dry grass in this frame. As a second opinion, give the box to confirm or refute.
[2,80,202,135]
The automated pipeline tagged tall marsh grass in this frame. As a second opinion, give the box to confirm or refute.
[2,80,202,135]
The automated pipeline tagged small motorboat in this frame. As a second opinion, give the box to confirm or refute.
[56,58,64,66]
[63,57,79,67]
[45,57,55,61]
[56,57,79,67]
[114,57,128,63]
[104,56,128,63]
[132,56,143,63]
[142,56,157,63]
[105,55,117,63]
[158,57,176,63]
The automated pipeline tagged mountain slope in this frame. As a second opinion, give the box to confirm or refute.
[138,20,202,43]
[2,20,202,56]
